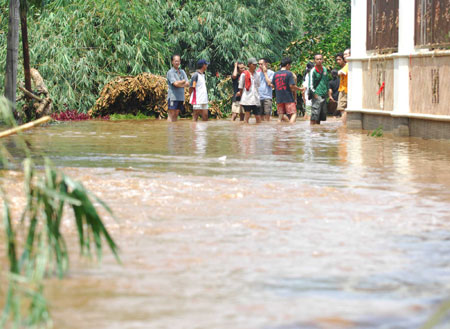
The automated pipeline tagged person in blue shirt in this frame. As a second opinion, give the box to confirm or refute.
[258,58,275,121]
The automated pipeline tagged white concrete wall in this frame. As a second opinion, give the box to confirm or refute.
[347,0,366,113]
[349,0,419,115]
[393,0,416,115]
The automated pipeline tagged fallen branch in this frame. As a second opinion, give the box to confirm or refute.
[19,69,53,118]
[31,68,48,96]
[0,116,51,138]
[36,98,52,114]
[18,85,42,102]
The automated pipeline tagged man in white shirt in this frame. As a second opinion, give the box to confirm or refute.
[189,59,209,121]
[237,58,261,124]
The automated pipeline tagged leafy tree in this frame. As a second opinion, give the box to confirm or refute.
[162,0,304,74]
[302,0,349,37]
[285,0,351,78]
[1,0,170,113]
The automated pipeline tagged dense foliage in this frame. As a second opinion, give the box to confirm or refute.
[1,0,170,113]
[1,0,350,115]
[286,0,351,77]
[163,0,304,74]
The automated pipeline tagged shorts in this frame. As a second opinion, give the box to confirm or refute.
[337,91,347,111]
[242,105,263,116]
[231,101,244,114]
[260,99,273,115]
[168,100,184,111]
[193,104,209,110]
[305,104,312,116]
[328,100,337,114]
[276,102,296,115]
[311,95,327,121]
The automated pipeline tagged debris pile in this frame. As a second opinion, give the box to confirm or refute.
[91,73,223,118]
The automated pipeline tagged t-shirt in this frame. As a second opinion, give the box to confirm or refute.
[258,69,274,100]
[311,66,329,97]
[167,67,188,101]
[232,76,241,102]
[189,71,208,105]
[272,69,295,104]
[338,63,348,93]
[329,77,340,101]
[238,71,260,106]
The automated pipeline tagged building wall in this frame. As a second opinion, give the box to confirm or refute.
[348,0,450,139]
[362,59,394,111]
[409,56,450,116]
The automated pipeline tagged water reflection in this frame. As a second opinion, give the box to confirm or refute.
[2,119,450,329]
[192,122,208,156]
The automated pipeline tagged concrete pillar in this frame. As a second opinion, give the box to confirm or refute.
[347,0,367,112]
[398,0,415,54]
[393,0,416,115]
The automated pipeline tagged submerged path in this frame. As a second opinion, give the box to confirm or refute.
[5,119,450,329]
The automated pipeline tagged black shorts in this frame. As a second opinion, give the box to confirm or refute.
[168,100,184,111]
[242,105,263,116]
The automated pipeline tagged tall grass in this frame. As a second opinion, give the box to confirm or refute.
[0,97,119,328]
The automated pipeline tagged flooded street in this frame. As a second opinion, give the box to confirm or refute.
[3,119,450,328]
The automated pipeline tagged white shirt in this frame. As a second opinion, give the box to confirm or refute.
[238,71,260,106]
[303,72,312,106]
[189,71,208,105]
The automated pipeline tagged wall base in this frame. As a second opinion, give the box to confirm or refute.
[347,112,450,140]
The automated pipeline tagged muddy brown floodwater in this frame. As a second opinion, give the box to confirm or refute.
[2,119,450,329]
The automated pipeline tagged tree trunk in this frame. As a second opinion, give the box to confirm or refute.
[4,0,20,108]
[20,0,31,94]
[20,0,32,122]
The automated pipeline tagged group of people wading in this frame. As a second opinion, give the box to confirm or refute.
[166,50,349,124]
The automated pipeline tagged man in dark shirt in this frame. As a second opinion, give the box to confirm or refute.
[272,57,299,123]
[231,62,245,121]
[328,69,340,116]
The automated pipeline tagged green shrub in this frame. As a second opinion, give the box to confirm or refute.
[110,112,154,120]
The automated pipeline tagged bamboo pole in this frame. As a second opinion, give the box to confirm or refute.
[0,116,51,138]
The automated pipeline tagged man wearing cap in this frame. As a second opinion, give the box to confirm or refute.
[166,54,189,122]
[189,59,209,121]
[237,58,261,124]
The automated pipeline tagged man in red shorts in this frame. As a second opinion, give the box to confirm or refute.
[272,57,298,123]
